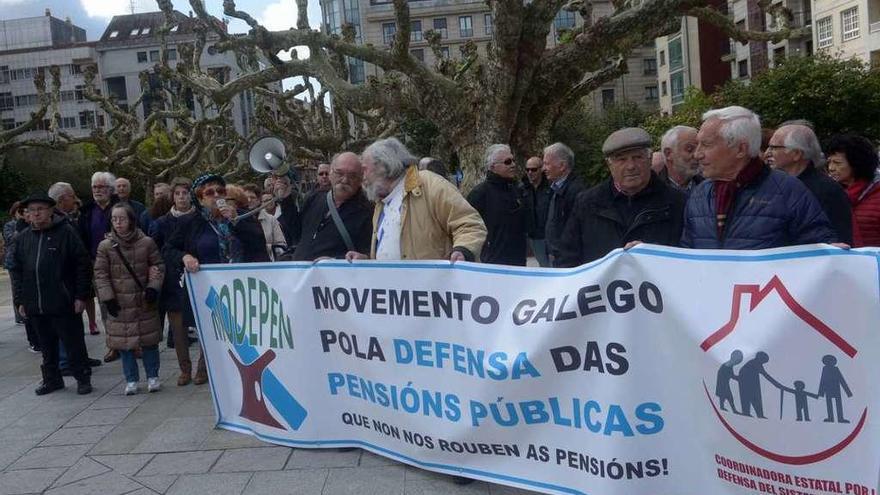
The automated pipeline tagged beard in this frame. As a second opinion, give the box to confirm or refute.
[363,180,382,202]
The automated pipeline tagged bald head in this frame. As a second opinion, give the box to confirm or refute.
[651,152,665,173]
[330,152,363,204]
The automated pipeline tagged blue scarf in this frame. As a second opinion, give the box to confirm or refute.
[201,207,242,263]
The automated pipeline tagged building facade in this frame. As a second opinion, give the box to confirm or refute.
[812,0,880,67]
[0,11,102,140]
[319,0,660,113]
[725,0,813,81]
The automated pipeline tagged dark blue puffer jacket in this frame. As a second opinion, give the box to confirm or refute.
[681,165,837,249]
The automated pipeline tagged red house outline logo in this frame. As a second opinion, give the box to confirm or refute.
[700,275,867,465]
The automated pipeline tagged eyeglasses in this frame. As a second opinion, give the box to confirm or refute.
[495,158,515,166]
[26,206,50,214]
[525,167,541,172]
[92,185,110,190]
[331,169,362,181]
[317,172,330,176]
[202,186,226,197]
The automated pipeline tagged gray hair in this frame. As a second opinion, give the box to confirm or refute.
[91,171,117,192]
[782,125,825,168]
[48,182,75,201]
[660,125,697,164]
[543,142,574,170]
[702,106,762,158]
[484,144,511,170]
[362,137,415,181]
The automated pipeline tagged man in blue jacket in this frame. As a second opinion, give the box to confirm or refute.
[681,106,837,249]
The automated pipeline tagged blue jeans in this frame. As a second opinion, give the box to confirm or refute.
[58,342,68,369]
[120,345,160,382]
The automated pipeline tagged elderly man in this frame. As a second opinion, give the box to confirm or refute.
[293,152,373,260]
[542,142,585,266]
[651,151,665,174]
[522,156,552,267]
[681,106,836,249]
[556,128,686,266]
[661,125,703,192]
[766,124,854,245]
[315,163,332,192]
[346,137,486,263]
[115,177,146,218]
[467,144,528,266]
[11,193,93,395]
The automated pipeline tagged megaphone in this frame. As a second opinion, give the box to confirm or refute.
[249,136,289,176]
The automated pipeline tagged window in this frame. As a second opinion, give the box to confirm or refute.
[410,49,424,62]
[670,72,684,101]
[348,58,365,84]
[170,25,179,33]
[842,7,859,41]
[207,45,217,56]
[149,50,160,62]
[130,29,140,36]
[440,46,450,58]
[1,118,14,130]
[382,22,396,44]
[106,77,127,102]
[0,93,13,111]
[70,64,83,75]
[735,19,746,44]
[459,16,473,37]
[817,16,833,47]
[60,90,75,102]
[659,50,666,66]
[74,85,85,102]
[0,66,7,84]
[11,67,36,81]
[661,80,668,96]
[643,58,657,75]
[433,18,448,39]
[645,86,659,101]
[554,10,576,31]
[137,51,148,63]
[410,20,422,42]
[601,88,615,108]
[109,31,119,38]
[60,116,77,129]
[773,46,786,65]
[737,59,749,78]
[168,49,178,60]
[668,38,683,69]
[141,27,151,35]
[14,94,37,107]
[484,14,493,35]
[79,111,96,129]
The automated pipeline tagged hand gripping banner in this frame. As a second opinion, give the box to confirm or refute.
[186,244,880,495]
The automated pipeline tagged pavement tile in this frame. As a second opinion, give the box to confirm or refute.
[405,478,491,494]
[126,489,161,495]
[7,443,92,470]
[200,429,271,450]
[487,485,542,495]
[50,457,112,488]
[66,406,134,427]
[91,453,155,475]
[134,475,178,494]
[138,450,223,476]
[360,450,398,467]
[132,417,216,453]
[89,424,161,455]
[43,470,144,495]
[0,438,41,471]
[39,425,114,446]
[323,466,405,495]
[88,391,150,410]
[211,447,292,472]
[242,469,329,495]
[166,472,253,495]
[0,467,65,495]
[285,448,360,469]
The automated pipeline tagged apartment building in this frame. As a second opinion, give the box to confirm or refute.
[812,0,880,67]
[0,11,103,140]
[319,0,660,113]
[726,0,813,81]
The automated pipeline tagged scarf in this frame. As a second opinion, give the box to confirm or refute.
[200,207,242,263]
[170,206,195,218]
[713,158,766,238]
[111,228,140,245]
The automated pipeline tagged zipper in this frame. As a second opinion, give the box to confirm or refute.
[622,207,668,240]
[35,231,44,314]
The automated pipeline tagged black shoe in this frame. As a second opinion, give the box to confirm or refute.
[87,358,102,367]
[76,381,93,395]
[451,476,474,485]
[60,368,72,377]
[35,380,65,396]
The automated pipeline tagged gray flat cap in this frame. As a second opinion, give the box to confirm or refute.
[602,127,652,156]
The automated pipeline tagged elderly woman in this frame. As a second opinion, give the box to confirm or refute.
[826,134,880,247]
[164,174,269,384]
[151,178,203,385]
[94,203,165,395]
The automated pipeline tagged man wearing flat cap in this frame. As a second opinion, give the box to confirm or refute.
[9,193,93,395]
[555,127,686,266]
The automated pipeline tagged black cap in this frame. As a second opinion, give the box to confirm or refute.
[20,192,56,208]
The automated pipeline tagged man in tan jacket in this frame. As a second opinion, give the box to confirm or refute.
[346,138,486,263]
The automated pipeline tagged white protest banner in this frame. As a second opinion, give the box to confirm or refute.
[186,245,880,495]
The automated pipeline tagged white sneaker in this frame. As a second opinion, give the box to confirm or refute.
[124,382,138,395]
[147,377,161,393]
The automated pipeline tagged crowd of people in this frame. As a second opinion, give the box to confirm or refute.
[1,104,875,408]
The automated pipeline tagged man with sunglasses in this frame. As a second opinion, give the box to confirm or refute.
[467,144,528,266]
[521,156,552,267]
[315,163,332,193]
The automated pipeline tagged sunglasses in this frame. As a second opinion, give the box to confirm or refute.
[525,167,540,172]
[496,158,515,166]
[202,186,226,197]
[317,172,329,176]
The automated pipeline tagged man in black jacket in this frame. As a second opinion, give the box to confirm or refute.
[542,142,586,266]
[522,156,552,267]
[765,124,854,245]
[293,152,373,260]
[467,144,528,266]
[556,128,686,267]
[11,193,93,395]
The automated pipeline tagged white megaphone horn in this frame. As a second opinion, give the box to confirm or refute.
[248,136,289,176]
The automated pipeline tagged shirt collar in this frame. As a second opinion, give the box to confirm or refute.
[382,178,405,205]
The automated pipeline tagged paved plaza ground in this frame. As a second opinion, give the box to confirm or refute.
[0,272,538,495]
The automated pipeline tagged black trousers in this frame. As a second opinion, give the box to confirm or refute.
[32,315,91,382]
[24,319,39,348]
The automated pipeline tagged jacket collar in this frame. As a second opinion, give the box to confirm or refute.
[403,165,422,198]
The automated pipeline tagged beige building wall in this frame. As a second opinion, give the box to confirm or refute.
[812,0,880,66]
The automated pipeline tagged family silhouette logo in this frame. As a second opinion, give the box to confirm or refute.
[206,288,308,431]
[700,276,866,465]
